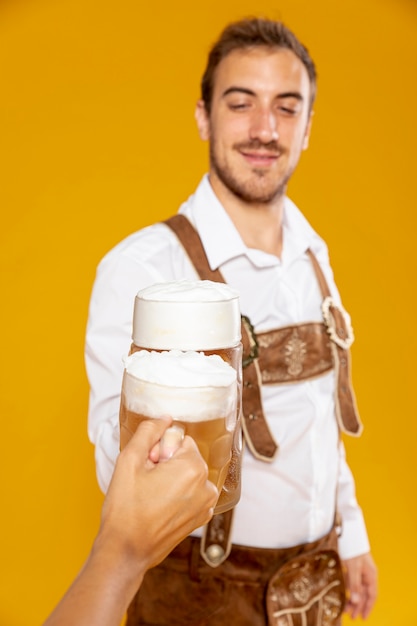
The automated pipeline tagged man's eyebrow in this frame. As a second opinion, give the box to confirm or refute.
[277,91,304,101]
[222,87,304,101]
[222,87,255,97]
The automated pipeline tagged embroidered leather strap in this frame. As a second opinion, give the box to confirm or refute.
[256,322,333,383]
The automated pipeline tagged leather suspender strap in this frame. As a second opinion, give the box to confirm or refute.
[164,214,278,461]
[240,316,278,460]
[306,251,363,436]
[200,503,235,567]
[164,215,225,284]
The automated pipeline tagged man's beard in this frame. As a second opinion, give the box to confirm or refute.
[210,139,291,205]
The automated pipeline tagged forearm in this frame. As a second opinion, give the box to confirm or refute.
[43,410,217,626]
[43,537,145,626]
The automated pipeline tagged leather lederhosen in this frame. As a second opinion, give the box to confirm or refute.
[125,214,362,626]
[127,524,343,626]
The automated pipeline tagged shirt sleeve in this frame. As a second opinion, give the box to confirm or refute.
[85,228,174,492]
[310,235,367,556]
[337,441,371,559]
[85,225,198,492]
[316,241,367,557]
[85,252,156,492]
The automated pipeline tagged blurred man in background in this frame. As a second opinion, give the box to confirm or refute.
[86,17,377,625]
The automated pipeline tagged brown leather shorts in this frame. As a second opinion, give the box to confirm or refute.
[126,526,343,626]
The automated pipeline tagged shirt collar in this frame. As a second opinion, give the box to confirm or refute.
[281,196,318,266]
[181,175,317,270]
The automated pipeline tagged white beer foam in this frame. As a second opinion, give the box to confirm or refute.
[132,279,241,350]
[123,349,237,422]
[139,280,239,302]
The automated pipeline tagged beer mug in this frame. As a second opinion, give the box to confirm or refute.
[120,279,243,514]
[120,349,237,496]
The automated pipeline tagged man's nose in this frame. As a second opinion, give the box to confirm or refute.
[249,109,279,143]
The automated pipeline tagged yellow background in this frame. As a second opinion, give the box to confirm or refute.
[1,0,416,624]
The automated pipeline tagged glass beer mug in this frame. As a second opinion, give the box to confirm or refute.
[119,279,243,514]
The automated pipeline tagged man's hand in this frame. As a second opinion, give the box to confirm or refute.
[343,552,378,619]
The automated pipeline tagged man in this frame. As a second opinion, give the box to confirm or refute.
[85,17,377,625]
[43,418,218,626]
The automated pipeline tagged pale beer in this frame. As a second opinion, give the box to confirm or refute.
[120,350,237,495]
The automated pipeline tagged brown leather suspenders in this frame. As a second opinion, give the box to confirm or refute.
[164,214,362,566]
[164,214,362,444]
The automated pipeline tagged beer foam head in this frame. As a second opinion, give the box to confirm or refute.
[132,279,241,350]
[122,349,237,422]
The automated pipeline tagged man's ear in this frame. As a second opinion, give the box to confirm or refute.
[195,100,210,141]
[302,110,314,151]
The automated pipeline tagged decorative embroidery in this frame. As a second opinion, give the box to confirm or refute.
[271,582,343,626]
[257,332,275,349]
[290,576,311,603]
[268,552,345,626]
[284,329,307,377]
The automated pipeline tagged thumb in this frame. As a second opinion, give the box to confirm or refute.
[344,558,362,619]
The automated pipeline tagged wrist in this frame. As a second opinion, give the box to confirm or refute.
[90,529,147,597]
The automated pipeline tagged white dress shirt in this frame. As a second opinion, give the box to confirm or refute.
[85,175,370,559]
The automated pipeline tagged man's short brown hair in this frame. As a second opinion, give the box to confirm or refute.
[201,18,317,113]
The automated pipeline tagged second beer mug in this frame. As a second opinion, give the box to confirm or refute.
[120,279,243,514]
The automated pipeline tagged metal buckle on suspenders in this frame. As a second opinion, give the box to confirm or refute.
[322,297,354,350]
